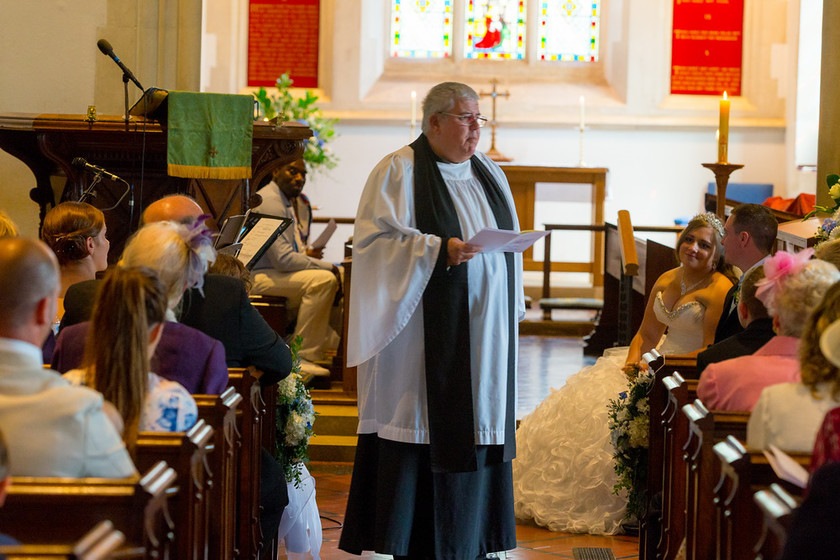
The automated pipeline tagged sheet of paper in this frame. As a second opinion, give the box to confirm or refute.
[311,218,337,249]
[465,228,549,253]
[763,445,808,488]
[237,217,287,267]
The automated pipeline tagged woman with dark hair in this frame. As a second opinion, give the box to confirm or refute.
[64,267,197,452]
[41,202,109,300]
[514,212,733,534]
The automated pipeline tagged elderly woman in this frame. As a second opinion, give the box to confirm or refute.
[340,82,524,559]
[53,220,228,394]
[748,267,840,452]
[697,251,840,411]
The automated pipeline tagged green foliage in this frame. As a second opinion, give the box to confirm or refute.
[807,173,840,244]
[254,73,338,173]
[274,336,317,487]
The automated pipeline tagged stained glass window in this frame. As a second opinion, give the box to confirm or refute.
[464,0,526,60]
[391,0,453,58]
[538,1,600,62]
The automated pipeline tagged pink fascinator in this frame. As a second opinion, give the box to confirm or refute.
[754,248,814,309]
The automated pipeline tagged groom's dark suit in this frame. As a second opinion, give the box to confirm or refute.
[698,317,775,374]
[714,283,743,343]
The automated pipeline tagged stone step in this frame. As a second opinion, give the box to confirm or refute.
[314,404,358,437]
[309,434,358,463]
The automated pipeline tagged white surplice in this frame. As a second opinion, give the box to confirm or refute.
[347,145,525,446]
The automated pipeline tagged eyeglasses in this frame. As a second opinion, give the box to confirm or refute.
[438,112,488,128]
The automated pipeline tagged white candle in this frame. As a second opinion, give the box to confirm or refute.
[411,90,417,128]
[579,95,585,129]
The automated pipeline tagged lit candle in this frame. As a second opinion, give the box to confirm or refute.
[410,90,417,128]
[718,92,730,163]
[579,95,585,129]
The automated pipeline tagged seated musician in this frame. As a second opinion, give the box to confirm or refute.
[250,158,341,377]
[64,267,198,446]
[61,195,293,387]
[53,221,229,395]
[700,252,838,412]
[748,268,840,452]
[0,238,135,478]
[696,266,774,374]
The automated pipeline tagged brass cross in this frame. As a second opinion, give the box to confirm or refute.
[478,79,511,162]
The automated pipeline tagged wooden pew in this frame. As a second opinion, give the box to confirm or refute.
[713,436,808,560]
[0,520,141,560]
[641,356,698,560]
[195,387,242,560]
[681,402,749,560]
[227,367,266,560]
[0,462,177,560]
[753,483,798,560]
[658,372,692,560]
[135,420,214,560]
[248,294,289,338]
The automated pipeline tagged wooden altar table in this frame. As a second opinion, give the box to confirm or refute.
[500,165,608,285]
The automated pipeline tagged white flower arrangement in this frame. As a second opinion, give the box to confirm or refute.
[607,363,654,520]
[275,337,317,487]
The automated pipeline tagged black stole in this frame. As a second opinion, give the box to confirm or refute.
[410,134,517,473]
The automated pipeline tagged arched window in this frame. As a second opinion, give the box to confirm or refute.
[391,0,600,62]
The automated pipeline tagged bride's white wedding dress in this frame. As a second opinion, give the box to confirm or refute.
[513,293,707,535]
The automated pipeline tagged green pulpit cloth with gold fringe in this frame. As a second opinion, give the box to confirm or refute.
[167,91,253,179]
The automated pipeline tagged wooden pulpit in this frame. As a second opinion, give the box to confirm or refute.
[0,112,311,260]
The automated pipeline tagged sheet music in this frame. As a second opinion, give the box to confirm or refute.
[237,217,287,267]
[465,228,549,253]
[311,218,337,250]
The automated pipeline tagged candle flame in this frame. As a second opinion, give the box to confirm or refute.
[411,90,417,100]
[723,91,728,100]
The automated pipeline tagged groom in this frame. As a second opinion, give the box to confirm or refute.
[714,203,778,342]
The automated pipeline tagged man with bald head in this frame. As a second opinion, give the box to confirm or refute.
[140,194,204,225]
[0,238,134,477]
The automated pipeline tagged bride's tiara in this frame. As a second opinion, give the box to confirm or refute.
[691,212,725,239]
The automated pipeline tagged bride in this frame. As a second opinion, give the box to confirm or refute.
[513,212,734,535]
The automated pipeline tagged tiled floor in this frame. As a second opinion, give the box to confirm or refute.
[297,470,639,559]
[284,333,639,559]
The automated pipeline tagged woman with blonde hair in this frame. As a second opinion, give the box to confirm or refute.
[54,220,228,394]
[0,211,18,237]
[64,267,197,449]
[514,212,733,534]
[748,264,840,452]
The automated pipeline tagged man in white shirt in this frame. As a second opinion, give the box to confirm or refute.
[0,237,135,478]
[250,159,341,375]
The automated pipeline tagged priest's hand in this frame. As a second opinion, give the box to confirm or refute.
[447,238,481,266]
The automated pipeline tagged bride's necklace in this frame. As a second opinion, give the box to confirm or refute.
[680,268,710,296]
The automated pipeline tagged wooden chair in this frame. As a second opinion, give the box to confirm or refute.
[0,520,141,560]
[135,420,214,560]
[195,387,242,560]
[0,462,177,560]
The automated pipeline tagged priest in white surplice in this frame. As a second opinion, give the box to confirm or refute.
[339,82,525,560]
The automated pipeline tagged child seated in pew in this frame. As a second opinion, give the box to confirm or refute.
[64,267,197,449]
[54,220,229,395]
[749,279,840,452]
[697,251,839,411]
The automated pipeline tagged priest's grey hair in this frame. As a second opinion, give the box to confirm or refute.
[422,82,479,134]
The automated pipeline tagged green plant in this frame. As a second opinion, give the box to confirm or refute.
[254,73,338,173]
[807,174,840,244]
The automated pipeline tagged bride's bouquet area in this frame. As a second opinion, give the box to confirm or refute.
[607,363,653,520]
[275,337,321,559]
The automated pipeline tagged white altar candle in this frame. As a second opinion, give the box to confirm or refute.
[579,95,585,129]
[410,90,417,140]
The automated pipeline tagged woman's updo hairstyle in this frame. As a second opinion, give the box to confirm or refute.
[41,202,105,266]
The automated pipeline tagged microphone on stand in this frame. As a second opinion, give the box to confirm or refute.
[96,39,144,91]
[72,158,125,183]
